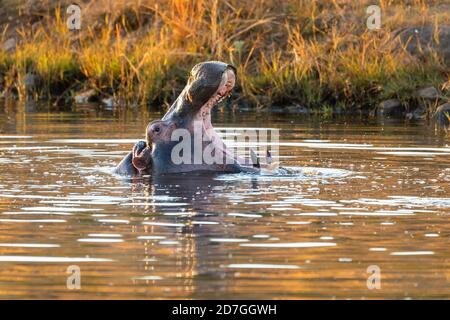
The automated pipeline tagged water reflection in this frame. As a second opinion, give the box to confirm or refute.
[0,102,449,299]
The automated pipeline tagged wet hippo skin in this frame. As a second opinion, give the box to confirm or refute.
[114,61,260,176]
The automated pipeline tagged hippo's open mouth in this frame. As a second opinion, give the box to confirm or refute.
[118,61,261,176]
[195,67,236,156]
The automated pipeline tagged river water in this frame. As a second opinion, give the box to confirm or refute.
[0,101,449,299]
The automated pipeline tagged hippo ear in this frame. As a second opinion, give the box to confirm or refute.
[131,141,152,173]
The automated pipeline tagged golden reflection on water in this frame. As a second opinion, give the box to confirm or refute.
[0,101,449,299]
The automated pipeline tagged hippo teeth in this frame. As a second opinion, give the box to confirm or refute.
[216,92,231,105]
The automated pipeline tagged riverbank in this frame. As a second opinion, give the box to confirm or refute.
[0,0,449,119]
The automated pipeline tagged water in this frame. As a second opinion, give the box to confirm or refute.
[0,102,449,299]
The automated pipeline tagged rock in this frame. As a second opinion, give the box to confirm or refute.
[416,86,440,100]
[377,99,405,118]
[413,106,426,119]
[233,98,254,111]
[406,106,426,120]
[433,103,450,127]
[237,105,254,112]
[25,73,38,92]
[2,38,16,53]
[74,89,99,104]
[261,105,284,113]
[101,96,117,109]
[285,104,309,114]
[255,95,271,106]
[393,25,450,64]
[24,100,37,112]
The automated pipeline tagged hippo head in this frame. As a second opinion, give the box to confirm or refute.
[131,61,257,175]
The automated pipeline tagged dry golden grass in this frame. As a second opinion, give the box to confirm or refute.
[0,0,449,110]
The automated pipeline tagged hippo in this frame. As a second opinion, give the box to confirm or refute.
[114,61,274,176]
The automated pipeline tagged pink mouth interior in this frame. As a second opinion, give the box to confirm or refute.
[195,69,240,163]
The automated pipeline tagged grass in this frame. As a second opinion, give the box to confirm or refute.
[0,0,449,111]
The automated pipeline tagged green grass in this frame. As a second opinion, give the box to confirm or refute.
[0,0,448,110]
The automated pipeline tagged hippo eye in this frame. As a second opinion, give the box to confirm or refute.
[154,126,160,133]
